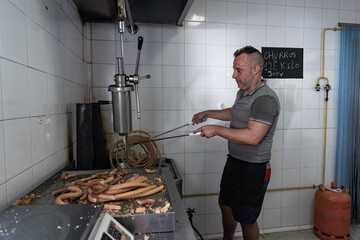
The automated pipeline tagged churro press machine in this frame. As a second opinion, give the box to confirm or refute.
[108,0,150,140]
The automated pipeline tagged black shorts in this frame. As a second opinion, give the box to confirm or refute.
[218,154,270,224]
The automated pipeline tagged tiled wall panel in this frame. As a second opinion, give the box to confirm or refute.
[0,0,86,209]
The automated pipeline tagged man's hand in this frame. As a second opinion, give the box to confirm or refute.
[193,125,219,138]
[192,111,207,124]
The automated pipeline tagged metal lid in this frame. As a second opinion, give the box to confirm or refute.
[108,85,134,93]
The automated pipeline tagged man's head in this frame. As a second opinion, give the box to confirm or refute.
[233,46,265,73]
[232,46,264,93]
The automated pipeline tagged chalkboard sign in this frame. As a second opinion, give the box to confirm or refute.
[261,47,303,79]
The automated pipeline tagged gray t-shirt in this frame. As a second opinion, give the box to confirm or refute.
[228,80,280,164]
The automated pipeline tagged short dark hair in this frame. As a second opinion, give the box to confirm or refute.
[234,46,265,71]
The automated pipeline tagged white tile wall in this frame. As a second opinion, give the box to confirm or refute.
[267,5,286,26]
[286,7,304,27]
[92,64,116,87]
[141,42,163,65]
[163,66,184,87]
[205,45,226,66]
[163,43,184,65]
[0,59,29,119]
[299,205,314,225]
[185,152,206,174]
[305,0,322,8]
[205,151,226,172]
[163,25,184,43]
[268,0,285,5]
[91,23,116,40]
[0,183,7,210]
[204,195,220,215]
[283,149,301,168]
[282,207,299,226]
[0,1,27,65]
[0,0,85,211]
[0,122,5,184]
[287,0,304,7]
[27,18,47,71]
[92,40,116,64]
[227,2,246,24]
[9,0,25,12]
[206,22,226,45]
[247,3,267,25]
[6,168,33,205]
[286,27,304,47]
[205,67,226,88]
[4,118,31,180]
[227,24,247,46]
[206,0,226,23]
[324,0,340,9]
[29,69,48,116]
[163,88,185,110]
[185,21,205,44]
[263,208,281,229]
[340,0,357,10]
[30,116,50,164]
[205,213,223,234]
[184,173,206,195]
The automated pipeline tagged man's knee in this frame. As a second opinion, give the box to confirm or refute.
[219,202,232,213]
[240,221,257,230]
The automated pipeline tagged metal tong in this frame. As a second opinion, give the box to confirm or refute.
[135,122,200,144]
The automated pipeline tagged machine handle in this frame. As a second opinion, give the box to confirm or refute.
[134,83,141,119]
[138,36,144,50]
[134,36,144,76]
[189,132,201,136]
[138,74,151,80]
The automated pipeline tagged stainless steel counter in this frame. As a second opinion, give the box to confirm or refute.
[132,167,196,240]
[0,166,196,240]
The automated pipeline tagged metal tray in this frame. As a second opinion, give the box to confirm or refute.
[0,204,103,240]
[26,168,175,234]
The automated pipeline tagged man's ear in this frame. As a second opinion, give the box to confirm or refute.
[253,64,261,75]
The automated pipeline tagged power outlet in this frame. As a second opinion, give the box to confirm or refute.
[218,101,225,109]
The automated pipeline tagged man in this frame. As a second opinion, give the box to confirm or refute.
[192,46,280,240]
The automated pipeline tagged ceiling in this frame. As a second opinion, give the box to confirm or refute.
[72,0,194,26]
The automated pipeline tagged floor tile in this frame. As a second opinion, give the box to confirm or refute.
[211,224,360,240]
[262,231,308,240]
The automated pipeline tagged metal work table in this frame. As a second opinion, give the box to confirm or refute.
[131,167,196,240]
[0,166,196,240]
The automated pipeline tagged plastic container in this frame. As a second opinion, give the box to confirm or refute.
[313,184,351,240]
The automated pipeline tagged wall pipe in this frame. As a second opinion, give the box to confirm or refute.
[316,27,341,186]
[182,27,341,199]
[183,185,317,198]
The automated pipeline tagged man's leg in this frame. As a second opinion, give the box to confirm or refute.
[219,202,238,240]
[240,222,259,240]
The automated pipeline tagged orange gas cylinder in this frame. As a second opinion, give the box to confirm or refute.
[313,184,351,240]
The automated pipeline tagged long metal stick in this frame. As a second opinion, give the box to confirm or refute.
[153,122,192,139]
[124,0,136,34]
[134,133,193,144]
